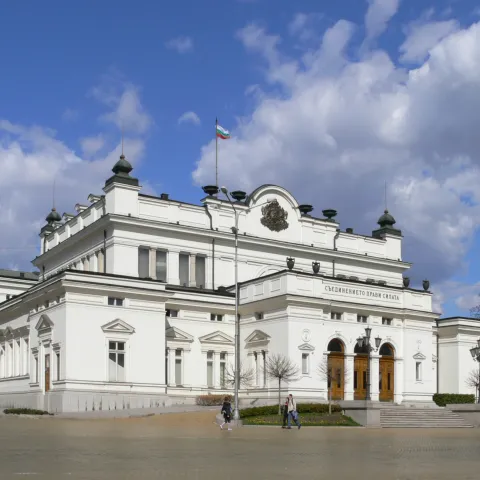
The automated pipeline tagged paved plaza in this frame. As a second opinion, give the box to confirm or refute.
[0,411,479,479]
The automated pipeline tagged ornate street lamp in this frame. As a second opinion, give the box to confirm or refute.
[356,327,382,401]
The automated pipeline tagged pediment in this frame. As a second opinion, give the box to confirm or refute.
[166,326,194,343]
[35,314,54,332]
[298,343,315,351]
[413,352,426,360]
[245,330,271,344]
[101,319,135,335]
[199,330,234,345]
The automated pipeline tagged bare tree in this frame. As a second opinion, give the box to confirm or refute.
[469,305,480,319]
[225,362,255,388]
[465,367,480,403]
[317,356,351,414]
[264,353,300,414]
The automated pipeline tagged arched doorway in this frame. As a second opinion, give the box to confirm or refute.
[379,343,395,402]
[327,339,345,400]
[354,343,369,400]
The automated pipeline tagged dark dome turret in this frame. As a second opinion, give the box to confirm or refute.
[46,208,61,224]
[112,154,133,176]
[377,209,396,228]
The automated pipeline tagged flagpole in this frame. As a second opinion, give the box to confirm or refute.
[215,117,218,189]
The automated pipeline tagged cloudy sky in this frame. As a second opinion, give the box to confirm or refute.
[1,0,479,316]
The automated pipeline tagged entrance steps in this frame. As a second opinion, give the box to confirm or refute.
[380,406,473,428]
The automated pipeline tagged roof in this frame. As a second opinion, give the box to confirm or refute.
[437,316,480,322]
[0,269,39,281]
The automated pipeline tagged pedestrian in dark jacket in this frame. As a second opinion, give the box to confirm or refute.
[281,397,289,428]
[220,397,232,431]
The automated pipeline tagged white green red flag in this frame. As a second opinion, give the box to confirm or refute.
[216,124,230,139]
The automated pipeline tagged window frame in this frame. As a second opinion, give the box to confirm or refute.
[155,249,168,282]
[210,313,224,322]
[357,315,368,323]
[107,297,124,307]
[382,317,393,326]
[415,361,422,382]
[301,353,310,375]
[330,312,342,320]
[108,340,126,383]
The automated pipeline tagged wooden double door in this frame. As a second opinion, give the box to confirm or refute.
[354,355,368,400]
[379,357,394,402]
[328,354,344,400]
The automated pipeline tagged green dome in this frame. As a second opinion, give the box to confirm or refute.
[377,209,396,227]
[46,208,61,224]
[112,154,133,175]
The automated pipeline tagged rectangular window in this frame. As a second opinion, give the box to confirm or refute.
[156,250,167,282]
[179,253,189,286]
[357,315,368,323]
[166,309,178,318]
[210,313,223,322]
[255,312,264,320]
[108,341,125,382]
[263,351,267,387]
[331,312,342,320]
[108,297,124,306]
[220,353,226,388]
[207,351,214,387]
[175,349,182,385]
[138,247,150,278]
[415,362,422,381]
[34,356,39,383]
[195,256,206,288]
[302,353,309,375]
[56,352,60,381]
[382,317,392,326]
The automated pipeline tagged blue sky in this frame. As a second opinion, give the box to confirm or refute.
[1,0,480,316]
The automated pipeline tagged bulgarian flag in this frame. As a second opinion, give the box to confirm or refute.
[216,124,230,140]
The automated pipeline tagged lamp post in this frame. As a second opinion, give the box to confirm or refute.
[220,187,271,421]
[357,327,382,401]
[469,338,480,403]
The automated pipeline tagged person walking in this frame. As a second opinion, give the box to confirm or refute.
[220,396,233,431]
[287,393,301,429]
[281,397,289,428]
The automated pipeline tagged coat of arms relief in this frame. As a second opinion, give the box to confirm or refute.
[260,199,289,232]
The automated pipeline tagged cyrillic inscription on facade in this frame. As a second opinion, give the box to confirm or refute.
[324,285,400,301]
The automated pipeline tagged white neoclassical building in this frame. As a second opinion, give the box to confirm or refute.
[0,154,478,412]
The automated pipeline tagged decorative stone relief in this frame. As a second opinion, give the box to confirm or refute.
[260,200,288,232]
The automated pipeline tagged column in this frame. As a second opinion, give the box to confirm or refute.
[395,358,403,404]
[214,352,220,388]
[371,355,380,402]
[167,251,180,285]
[344,354,354,401]
[189,254,196,287]
[149,248,156,279]
[168,348,176,386]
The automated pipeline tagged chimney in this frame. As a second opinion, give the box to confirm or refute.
[346,228,353,234]
[160,193,169,200]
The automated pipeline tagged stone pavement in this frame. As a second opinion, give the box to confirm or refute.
[0,411,479,479]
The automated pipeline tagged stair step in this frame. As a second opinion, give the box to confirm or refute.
[379,407,473,428]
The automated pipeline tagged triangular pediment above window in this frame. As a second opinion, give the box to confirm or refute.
[199,331,234,345]
[166,326,194,342]
[245,330,271,344]
[35,314,54,332]
[101,319,135,335]
[413,352,426,360]
[298,343,315,351]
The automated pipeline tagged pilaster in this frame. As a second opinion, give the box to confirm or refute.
[371,355,380,402]
[168,251,180,285]
[189,254,196,287]
[345,354,355,400]
[395,358,404,404]
[214,352,220,388]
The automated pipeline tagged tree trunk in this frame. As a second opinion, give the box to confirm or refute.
[278,378,281,415]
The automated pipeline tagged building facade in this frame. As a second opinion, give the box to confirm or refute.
[0,154,477,412]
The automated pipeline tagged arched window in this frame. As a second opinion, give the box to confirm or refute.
[327,339,344,353]
[354,343,369,355]
[380,343,394,357]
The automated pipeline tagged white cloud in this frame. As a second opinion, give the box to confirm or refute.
[178,111,201,126]
[0,79,150,270]
[80,134,105,157]
[288,12,324,43]
[193,15,480,309]
[62,108,79,121]
[165,36,193,54]
[400,19,459,63]
[364,0,400,43]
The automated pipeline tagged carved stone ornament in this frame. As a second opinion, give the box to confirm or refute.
[260,200,288,232]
